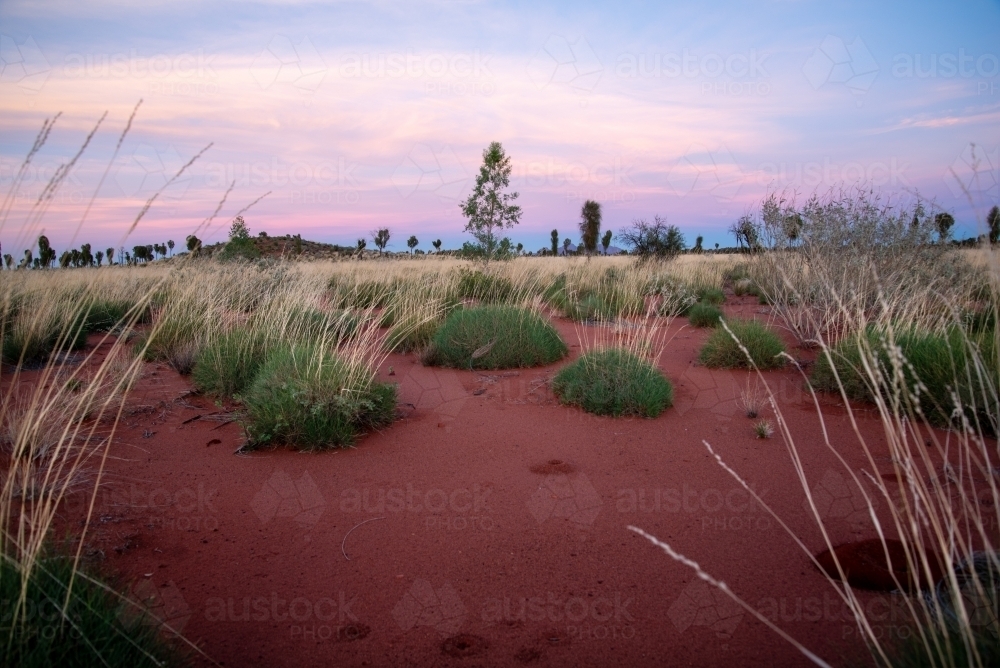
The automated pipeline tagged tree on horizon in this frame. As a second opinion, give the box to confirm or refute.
[459,141,521,264]
[372,228,390,255]
[579,200,601,256]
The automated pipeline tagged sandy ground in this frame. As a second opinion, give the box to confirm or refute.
[35,295,997,667]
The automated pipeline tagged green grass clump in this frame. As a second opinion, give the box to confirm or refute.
[330,278,396,309]
[0,551,181,667]
[647,276,698,317]
[386,313,442,353]
[457,269,515,304]
[698,318,786,369]
[84,299,151,332]
[687,302,723,328]
[733,278,754,297]
[136,308,203,364]
[1,311,89,367]
[424,305,567,369]
[243,343,396,450]
[545,272,643,322]
[553,348,673,417]
[696,287,726,305]
[285,307,359,342]
[885,619,1000,668]
[811,326,999,430]
[192,327,273,397]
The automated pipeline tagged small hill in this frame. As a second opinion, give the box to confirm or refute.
[200,234,368,260]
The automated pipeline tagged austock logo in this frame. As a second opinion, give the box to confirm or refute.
[526,35,603,94]
[250,470,326,528]
[945,143,999,202]
[802,35,879,103]
[527,471,602,527]
[665,144,745,205]
[114,143,196,200]
[395,363,470,428]
[668,578,743,639]
[0,34,51,93]
[391,144,470,202]
[121,578,192,635]
[805,469,877,530]
[392,579,467,636]
[250,35,327,92]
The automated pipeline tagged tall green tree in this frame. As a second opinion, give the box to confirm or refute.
[459,142,521,263]
[550,229,559,256]
[407,235,418,254]
[432,239,442,253]
[579,200,601,255]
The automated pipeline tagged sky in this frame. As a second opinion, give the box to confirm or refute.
[1,0,998,255]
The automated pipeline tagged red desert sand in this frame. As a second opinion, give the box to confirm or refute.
[40,295,996,667]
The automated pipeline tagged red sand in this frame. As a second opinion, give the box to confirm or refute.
[38,296,998,667]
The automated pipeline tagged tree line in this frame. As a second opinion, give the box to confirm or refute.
[1,236,178,269]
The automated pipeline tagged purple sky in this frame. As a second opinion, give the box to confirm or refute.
[1,0,998,255]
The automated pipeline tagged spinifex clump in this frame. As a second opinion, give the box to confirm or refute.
[553,347,673,417]
[243,343,396,450]
[423,305,567,369]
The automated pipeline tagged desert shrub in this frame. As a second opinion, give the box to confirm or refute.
[457,269,515,304]
[553,348,673,417]
[962,307,996,335]
[284,307,359,343]
[424,305,567,369]
[386,312,442,353]
[192,327,273,397]
[328,278,396,309]
[733,278,754,297]
[723,262,753,283]
[217,239,260,262]
[352,280,396,308]
[542,274,569,312]
[243,343,396,450]
[562,291,637,322]
[0,550,180,667]
[2,321,57,366]
[84,299,151,332]
[541,268,644,321]
[1,310,89,367]
[647,276,697,317]
[687,302,722,328]
[696,287,726,305]
[698,318,786,369]
[542,274,567,303]
[885,616,1000,668]
[217,216,261,262]
[135,309,203,364]
[811,326,999,430]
